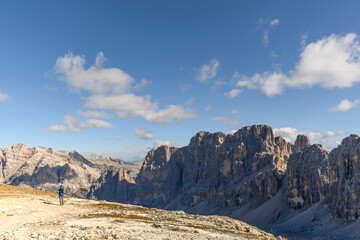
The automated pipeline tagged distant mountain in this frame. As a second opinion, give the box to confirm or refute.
[88,125,360,239]
[0,144,141,198]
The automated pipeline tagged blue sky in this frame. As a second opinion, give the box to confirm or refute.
[1,1,360,161]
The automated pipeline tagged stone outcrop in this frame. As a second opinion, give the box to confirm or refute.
[284,144,329,209]
[294,134,310,149]
[0,144,141,198]
[328,134,360,220]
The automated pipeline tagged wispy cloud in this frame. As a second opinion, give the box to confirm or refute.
[77,110,111,119]
[300,33,308,48]
[180,84,191,92]
[186,97,197,105]
[104,137,122,142]
[330,99,360,112]
[86,94,198,124]
[224,89,243,99]
[195,59,220,82]
[44,85,58,92]
[258,17,280,47]
[0,91,9,102]
[209,116,241,126]
[47,115,114,132]
[134,128,155,140]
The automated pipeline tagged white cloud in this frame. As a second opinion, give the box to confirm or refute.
[134,128,155,140]
[237,33,360,96]
[86,94,198,124]
[54,52,198,124]
[0,91,9,102]
[290,33,360,89]
[47,115,114,132]
[77,110,111,119]
[224,89,243,99]
[226,129,237,135]
[195,59,220,82]
[154,140,171,148]
[330,99,360,112]
[209,116,241,126]
[273,127,346,151]
[231,110,239,114]
[270,18,280,27]
[55,52,134,94]
[204,105,211,112]
[237,72,288,96]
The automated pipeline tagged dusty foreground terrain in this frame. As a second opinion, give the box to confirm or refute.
[0,184,280,240]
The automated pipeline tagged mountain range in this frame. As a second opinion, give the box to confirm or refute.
[88,125,360,239]
[2,124,360,239]
[0,144,141,198]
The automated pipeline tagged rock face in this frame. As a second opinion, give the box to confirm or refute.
[328,134,360,220]
[294,134,310,149]
[0,144,141,198]
[88,169,135,202]
[284,144,329,209]
[89,125,293,212]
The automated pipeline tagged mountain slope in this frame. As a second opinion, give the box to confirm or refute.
[0,184,279,240]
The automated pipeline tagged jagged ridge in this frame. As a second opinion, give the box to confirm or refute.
[88,125,360,239]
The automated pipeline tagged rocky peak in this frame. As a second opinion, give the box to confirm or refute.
[339,134,359,149]
[294,134,310,148]
[11,143,27,151]
[144,145,178,166]
[284,144,329,209]
[68,151,94,167]
[328,134,360,220]
[189,131,226,146]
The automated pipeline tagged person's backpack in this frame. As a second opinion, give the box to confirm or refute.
[59,187,64,194]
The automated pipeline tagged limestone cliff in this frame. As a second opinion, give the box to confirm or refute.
[328,134,360,220]
[284,143,329,209]
[87,124,360,239]
[89,125,293,212]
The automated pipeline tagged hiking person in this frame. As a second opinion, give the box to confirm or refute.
[58,184,65,206]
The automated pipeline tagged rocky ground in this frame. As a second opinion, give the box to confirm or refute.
[0,184,281,240]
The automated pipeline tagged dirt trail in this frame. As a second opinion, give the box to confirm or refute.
[0,184,280,240]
